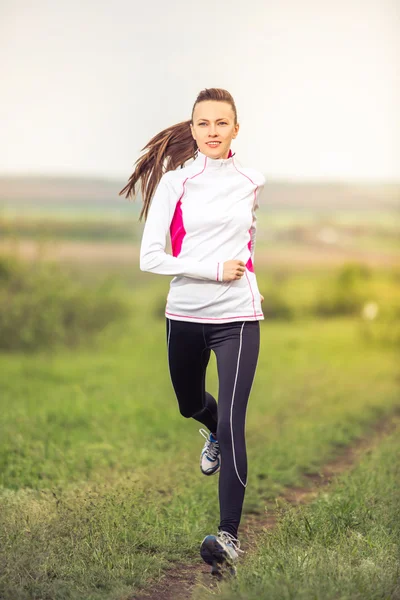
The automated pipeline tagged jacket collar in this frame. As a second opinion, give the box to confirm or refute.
[191,148,236,170]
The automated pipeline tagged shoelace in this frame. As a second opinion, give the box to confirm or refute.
[217,530,245,554]
[199,428,220,461]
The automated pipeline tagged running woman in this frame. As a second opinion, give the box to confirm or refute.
[120,87,265,577]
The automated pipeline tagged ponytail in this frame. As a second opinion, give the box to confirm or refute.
[119,120,196,222]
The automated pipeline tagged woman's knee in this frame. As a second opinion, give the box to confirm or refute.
[179,405,194,419]
[175,389,205,419]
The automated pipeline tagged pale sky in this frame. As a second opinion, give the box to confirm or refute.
[1,0,399,181]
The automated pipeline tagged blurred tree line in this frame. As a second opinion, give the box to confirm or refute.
[0,252,399,352]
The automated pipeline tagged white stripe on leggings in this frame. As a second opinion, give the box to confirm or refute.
[230,321,247,488]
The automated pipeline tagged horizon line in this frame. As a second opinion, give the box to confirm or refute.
[0,171,399,187]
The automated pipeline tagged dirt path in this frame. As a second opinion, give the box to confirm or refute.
[131,408,400,600]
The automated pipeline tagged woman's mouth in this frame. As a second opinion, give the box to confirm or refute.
[206,142,221,148]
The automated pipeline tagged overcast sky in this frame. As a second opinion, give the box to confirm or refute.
[1,0,399,181]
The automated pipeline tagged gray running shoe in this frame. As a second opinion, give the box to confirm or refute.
[199,428,221,476]
[200,530,244,577]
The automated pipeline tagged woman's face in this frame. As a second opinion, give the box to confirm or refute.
[190,101,239,159]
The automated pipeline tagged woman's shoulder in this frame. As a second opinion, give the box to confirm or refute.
[156,168,186,195]
[161,161,196,182]
[160,160,200,191]
[234,161,266,187]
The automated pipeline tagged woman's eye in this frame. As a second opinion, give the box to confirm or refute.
[219,122,227,125]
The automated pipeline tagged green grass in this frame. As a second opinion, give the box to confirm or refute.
[0,208,398,598]
[194,418,400,600]
[0,304,399,599]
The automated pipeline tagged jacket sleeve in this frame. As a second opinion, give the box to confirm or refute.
[139,174,222,281]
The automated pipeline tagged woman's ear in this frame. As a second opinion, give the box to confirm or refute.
[232,123,240,139]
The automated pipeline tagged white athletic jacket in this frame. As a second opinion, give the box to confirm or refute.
[139,149,266,324]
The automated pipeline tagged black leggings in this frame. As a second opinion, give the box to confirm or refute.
[166,318,260,539]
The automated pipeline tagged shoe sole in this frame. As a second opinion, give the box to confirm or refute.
[200,536,237,577]
[200,464,220,476]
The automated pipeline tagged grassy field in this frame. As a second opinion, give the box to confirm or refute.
[0,201,399,599]
[194,416,400,600]
[1,277,400,599]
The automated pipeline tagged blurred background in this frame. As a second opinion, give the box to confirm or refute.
[1,0,399,352]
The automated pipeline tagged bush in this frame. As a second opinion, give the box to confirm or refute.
[313,263,372,318]
[260,289,294,320]
[0,254,130,352]
[359,304,400,348]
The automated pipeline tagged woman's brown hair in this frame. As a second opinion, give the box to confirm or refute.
[119,88,238,221]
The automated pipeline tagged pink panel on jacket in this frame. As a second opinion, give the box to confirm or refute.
[170,200,186,257]
[246,233,254,272]
[246,258,254,272]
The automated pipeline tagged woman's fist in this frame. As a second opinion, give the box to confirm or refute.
[222,260,246,282]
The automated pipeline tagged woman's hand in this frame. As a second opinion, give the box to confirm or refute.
[222,260,246,281]
[260,294,264,303]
